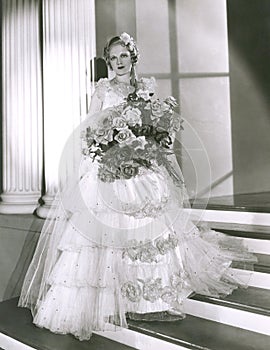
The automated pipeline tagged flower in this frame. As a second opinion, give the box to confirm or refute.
[94,127,114,145]
[151,100,170,120]
[139,278,163,302]
[122,107,142,127]
[136,89,151,101]
[164,96,178,108]
[170,272,190,291]
[121,281,142,302]
[138,77,156,96]
[156,234,179,255]
[120,32,132,45]
[120,161,140,179]
[138,241,159,263]
[161,286,177,304]
[102,115,114,128]
[112,116,127,130]
[131,136,148,151]
[114,128,136,145]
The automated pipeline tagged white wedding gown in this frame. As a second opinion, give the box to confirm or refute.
[18,77,256,341]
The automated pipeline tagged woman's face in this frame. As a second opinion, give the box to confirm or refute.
[109,44,132,77]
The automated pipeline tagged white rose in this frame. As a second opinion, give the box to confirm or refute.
[123,107,142,127]
[112,116,127,130]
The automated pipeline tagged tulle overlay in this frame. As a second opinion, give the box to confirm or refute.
[19,163,256,341]
[18,78,256,341]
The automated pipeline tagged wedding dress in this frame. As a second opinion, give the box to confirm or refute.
[18,77,256,341]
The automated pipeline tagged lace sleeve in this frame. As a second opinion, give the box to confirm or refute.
[94,78,110,101]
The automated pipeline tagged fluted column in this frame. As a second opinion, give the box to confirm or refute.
[0,0,42,214]
[36,0,96,218]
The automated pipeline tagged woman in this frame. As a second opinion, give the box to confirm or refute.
[18,33,256,341]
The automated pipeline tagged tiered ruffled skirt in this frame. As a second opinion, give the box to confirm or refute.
[18,164,256,341]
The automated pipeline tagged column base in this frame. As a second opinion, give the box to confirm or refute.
[35,193,58,219]
[0,192,40,214]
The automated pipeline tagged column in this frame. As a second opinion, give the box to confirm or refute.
[0,0,43,214]
[36,0,96,218]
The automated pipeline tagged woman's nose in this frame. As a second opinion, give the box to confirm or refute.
[117,57,122,65]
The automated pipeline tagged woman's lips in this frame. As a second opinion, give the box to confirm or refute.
[118,66,124,69]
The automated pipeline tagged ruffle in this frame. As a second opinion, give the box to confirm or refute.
[33,284,126,341]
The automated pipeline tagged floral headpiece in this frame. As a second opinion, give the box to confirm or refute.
[104,32,139,65]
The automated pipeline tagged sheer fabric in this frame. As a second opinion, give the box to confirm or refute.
[18,77,256,341]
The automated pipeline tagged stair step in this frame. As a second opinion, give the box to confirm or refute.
[217,229,270,240]
[184,287,270,335]
[0,298,135,350]
[190,191,270,213]
[128,313,269,350]
[192,287,270,317]
[186,208,270,232]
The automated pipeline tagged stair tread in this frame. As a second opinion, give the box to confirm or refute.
[0,298,135,350]
[128,313,269,350]
[190,191,270,213]
[193,287,270,316]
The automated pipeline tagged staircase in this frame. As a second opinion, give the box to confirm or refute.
[0,193,270,349]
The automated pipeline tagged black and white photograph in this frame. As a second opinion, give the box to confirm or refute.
[0,1,269,349]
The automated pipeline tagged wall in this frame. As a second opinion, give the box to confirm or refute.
[227,0,270,194]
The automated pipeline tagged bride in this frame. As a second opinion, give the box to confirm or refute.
[18,33,256,341]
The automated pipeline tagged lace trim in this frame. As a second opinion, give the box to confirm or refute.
[121,195,169,219]
[121,272,190,306]
[95,77,156,101]
[122,234,179,263]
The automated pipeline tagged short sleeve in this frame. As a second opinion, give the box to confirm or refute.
[94,78,110,101]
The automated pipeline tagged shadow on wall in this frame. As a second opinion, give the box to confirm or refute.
[227,0,270,194]
[90,57,108,82]
[3,218,43,301]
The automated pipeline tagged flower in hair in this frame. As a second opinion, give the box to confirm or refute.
[120,32,138,59]
[120,32,133,46]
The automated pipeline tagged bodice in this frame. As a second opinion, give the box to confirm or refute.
[95,77,156,110]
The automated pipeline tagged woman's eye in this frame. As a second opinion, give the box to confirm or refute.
[120,53,128,58]
[110,56,117,61]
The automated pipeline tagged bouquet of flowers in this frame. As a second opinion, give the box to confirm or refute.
[81,88,184,185]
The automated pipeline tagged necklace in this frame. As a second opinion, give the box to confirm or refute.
[111,77,135,96]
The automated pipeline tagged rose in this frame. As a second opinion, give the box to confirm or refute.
[136,89,151,101]
[151,100,170,120]
[156,234,178,255]
[120,161,140,179]
[170,272,190,290]
[121,281,142,302]
[122,239,141,261]
[138,241,159,263]
[164,96,178,108]
[114,128,136,145]
[131,136,148,151]
[94,127,114,145]
[112,116,127,130]
[102,115,114,128]
[120,32,132,45]
[161,286,177,304]
[139,278,163,302]
[122,107,142,127]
